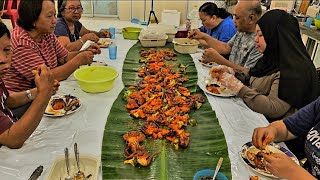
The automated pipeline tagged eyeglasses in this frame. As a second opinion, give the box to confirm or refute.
[65,7,83,13]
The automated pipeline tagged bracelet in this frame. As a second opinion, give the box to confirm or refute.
[79,38,84,45]
[26,90,33,101]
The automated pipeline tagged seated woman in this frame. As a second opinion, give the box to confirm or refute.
[210,9,318,120]
[0,22,55,149]
[198,2,236,43]
[3,0,100,94]
[252,96,320,179]
[55,0,111,51]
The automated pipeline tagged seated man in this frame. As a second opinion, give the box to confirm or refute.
[55,0,111,51]
[189,0,263,71]
[0,22,55,148]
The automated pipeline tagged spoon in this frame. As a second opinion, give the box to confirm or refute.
[64,148,73,180]
[74,143,84,177]
[212,157,223,180]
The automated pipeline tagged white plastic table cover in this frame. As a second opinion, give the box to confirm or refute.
[0,36,276,180]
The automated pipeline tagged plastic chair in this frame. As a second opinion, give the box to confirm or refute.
[1,0,20,28]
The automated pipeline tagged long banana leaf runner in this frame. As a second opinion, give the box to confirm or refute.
[101,42,231,179]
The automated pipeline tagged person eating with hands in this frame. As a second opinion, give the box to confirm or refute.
[3,0,101,94]
[0,22,56,149]
[210,9,318,159]
[252,97,320,179]
[55,0,112,51]
[189,0,262,69]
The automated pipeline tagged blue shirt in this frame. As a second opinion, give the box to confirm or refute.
[284,97,320,179]
[199,16,236,43]
[54,17,83,42]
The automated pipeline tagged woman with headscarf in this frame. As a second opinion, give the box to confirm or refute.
[211,9,319,159]
[197,2,236,43]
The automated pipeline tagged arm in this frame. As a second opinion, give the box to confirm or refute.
[202,48,248,73]
[238,72,291,119]
[189,29,232,55]
[0,65,53,148]
[53,50,94,80]
[56,36,85,52]
[6,88,37,109]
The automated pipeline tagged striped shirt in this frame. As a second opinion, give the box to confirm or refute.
[0,79,17,136]
[3,26,68,92]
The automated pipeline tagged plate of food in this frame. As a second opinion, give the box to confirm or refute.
[98,38,111,48]
[240,141,299,178]
[200,79,235,97]
[198,59,217,68]
[44,94,81,117]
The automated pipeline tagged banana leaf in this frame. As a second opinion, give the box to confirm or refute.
[102,42,231,179]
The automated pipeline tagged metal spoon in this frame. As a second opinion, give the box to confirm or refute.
[212,157,223,180]
[64,148,73,180]
[74,143,83,177]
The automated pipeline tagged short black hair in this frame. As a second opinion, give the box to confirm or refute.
[0,22,10,39]
[17,0,55,31]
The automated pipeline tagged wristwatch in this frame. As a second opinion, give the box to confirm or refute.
[26,90,33,101]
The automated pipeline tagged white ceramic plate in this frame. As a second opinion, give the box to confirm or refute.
[44,95,81,117]
[198,59,217,68]
[199,80,235,97]
[47,154,100,180]
[240,141,299,178]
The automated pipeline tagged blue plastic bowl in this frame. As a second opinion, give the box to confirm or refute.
[193,169,228,180]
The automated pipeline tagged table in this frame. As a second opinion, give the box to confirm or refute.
[0,36,273,180]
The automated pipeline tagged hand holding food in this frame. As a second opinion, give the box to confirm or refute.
[262,153,301,179]
[252,126,277,150]
[187,29,205,40]
[34,65,54,97]
[77,51,94,66]
[202,48,220,64]
[218,72,243,94]
[82,33,99,43]
[209,65,235,79]
[87,43,101,55]
[98,30,112,38]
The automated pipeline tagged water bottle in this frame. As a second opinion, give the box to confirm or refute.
[186,5,200,30]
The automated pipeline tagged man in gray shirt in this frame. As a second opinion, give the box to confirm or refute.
[190,0,263,72]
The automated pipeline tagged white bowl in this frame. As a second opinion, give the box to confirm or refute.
[172,38,200,54]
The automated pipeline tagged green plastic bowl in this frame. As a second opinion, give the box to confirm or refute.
[314,19,320,29]
[122,27,142,40]
[74,66,118,93]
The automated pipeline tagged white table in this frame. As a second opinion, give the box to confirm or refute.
[0,36,274,180]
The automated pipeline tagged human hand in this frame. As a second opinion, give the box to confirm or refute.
[188,29,205,40]
[209,65,235,79]
[98,30,111,38]
[82,33,99,43]
[252,126,277,150]
[263,153,301,179]
[87,43,101,55]
[219,72,244,94]
[202,48,228,65]
[77,51,94,66]
[34,65,54,98]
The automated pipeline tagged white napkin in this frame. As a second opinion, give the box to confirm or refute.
[79,40,94,51]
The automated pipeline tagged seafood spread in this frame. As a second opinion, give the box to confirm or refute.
[123,48,205,167]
